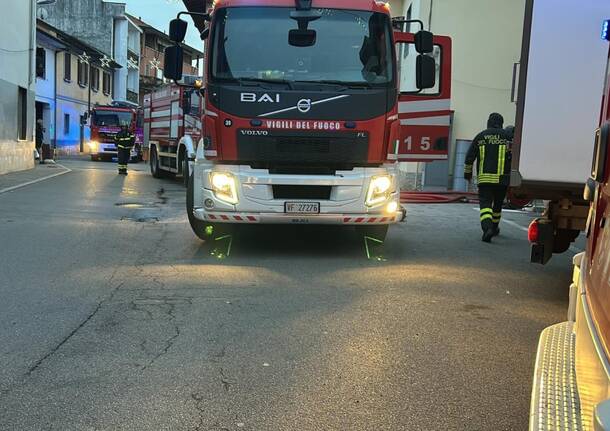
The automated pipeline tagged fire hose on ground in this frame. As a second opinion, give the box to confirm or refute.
[400,191,479,204]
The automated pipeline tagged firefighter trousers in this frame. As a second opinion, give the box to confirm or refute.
[478,184,508,232]
[117,146,131,173]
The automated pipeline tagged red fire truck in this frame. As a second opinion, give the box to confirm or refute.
[164,0,452,241]
[88,103,144,162]
[529,20,610,430]
[143,82,203,186]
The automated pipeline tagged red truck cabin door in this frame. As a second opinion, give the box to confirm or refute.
[393,32,452,162]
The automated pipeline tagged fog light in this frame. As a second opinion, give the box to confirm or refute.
[204,198,215,209]
[386,201,399,214]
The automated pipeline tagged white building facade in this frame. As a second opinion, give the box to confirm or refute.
[41,0,142,106]
[0,0,37,175]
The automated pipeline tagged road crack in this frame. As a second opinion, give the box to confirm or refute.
[26,279,125,376]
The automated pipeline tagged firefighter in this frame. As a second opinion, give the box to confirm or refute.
[115,122,135,175]
[464,113,512,243]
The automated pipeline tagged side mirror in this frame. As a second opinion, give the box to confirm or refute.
[416,55,436,89]
[182,91,192,115]
[414,30,434,54]
[169,18,188,43]
[200,27,210,40]
[164,45,184,81]
[289,29,317,47]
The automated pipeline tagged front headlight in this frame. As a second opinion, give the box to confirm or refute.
[210,172,239,205]
[87,141,99,151]
[366,175,394,207]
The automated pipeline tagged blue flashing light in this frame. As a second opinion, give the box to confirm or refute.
[602,20,610,41]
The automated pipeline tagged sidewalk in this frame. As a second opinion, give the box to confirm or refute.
[0,163,71,194]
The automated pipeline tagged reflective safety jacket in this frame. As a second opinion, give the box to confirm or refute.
[464,127,512,185]
[114,130,135,149]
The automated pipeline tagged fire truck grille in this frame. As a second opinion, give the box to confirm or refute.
[237,130,369,164]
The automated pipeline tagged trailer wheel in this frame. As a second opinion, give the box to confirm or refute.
[356,225,389,242]
[186,173,233,241]
[553,228,581,253]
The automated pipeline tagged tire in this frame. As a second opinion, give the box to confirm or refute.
[181,151,189,188]
[150,146,163,178]
[356,224,389,242]
[90,155,98,162]
[553,228,581,254]
[186,173,233,241]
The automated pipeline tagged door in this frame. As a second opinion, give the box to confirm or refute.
[394,33,452,162]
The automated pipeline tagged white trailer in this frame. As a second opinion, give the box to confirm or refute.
[511,0,609,263]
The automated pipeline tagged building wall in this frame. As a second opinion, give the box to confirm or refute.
[35,46,58,148]
[114,17,129,102]
[42,0,132,103]
[42,0,123,56]
[55,51,113,154]
[0,0,36,175]
[392,0,526,189]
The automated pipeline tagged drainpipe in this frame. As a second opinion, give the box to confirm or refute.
[53,50,58,152]
[29,0,34,87]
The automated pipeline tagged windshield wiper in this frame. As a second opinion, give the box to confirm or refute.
[294,79,376,89]
[231,77,295,90]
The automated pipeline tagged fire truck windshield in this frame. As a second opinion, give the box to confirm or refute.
[211,8,394,86]
[92,110,133,127]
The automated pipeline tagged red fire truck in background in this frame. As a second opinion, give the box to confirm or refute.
[529,20,610,430]
[143,81,203,186]
[163,0,452,241]
[88,103,144,162]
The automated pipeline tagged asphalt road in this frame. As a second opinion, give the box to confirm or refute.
[0,158,579,430]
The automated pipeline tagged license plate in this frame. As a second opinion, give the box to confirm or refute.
[285,202,320,214]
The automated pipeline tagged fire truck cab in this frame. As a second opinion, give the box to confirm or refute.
[88,103,143,162]
[164,0,452,241]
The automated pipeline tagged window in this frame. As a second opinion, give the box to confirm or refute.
[78,60,89,87]
[18,87,27,140]
[103,72,111,95]
[63,114,70,135]
[396,43,442,95]
[64,52,71,81]
[211,8,393,86]
[36,48,46,79]
[91,67,100,92]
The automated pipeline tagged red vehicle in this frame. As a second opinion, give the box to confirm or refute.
[143,82,203,186]
[165,0,452,240]
[529,21,610,430]
[88,103,144,162]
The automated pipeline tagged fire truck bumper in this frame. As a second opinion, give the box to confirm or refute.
[193,209,404,225]
[191,164,405,226]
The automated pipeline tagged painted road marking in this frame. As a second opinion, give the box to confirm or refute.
[0,165,72,195]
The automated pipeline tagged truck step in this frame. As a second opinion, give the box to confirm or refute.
[530,322,584,431]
